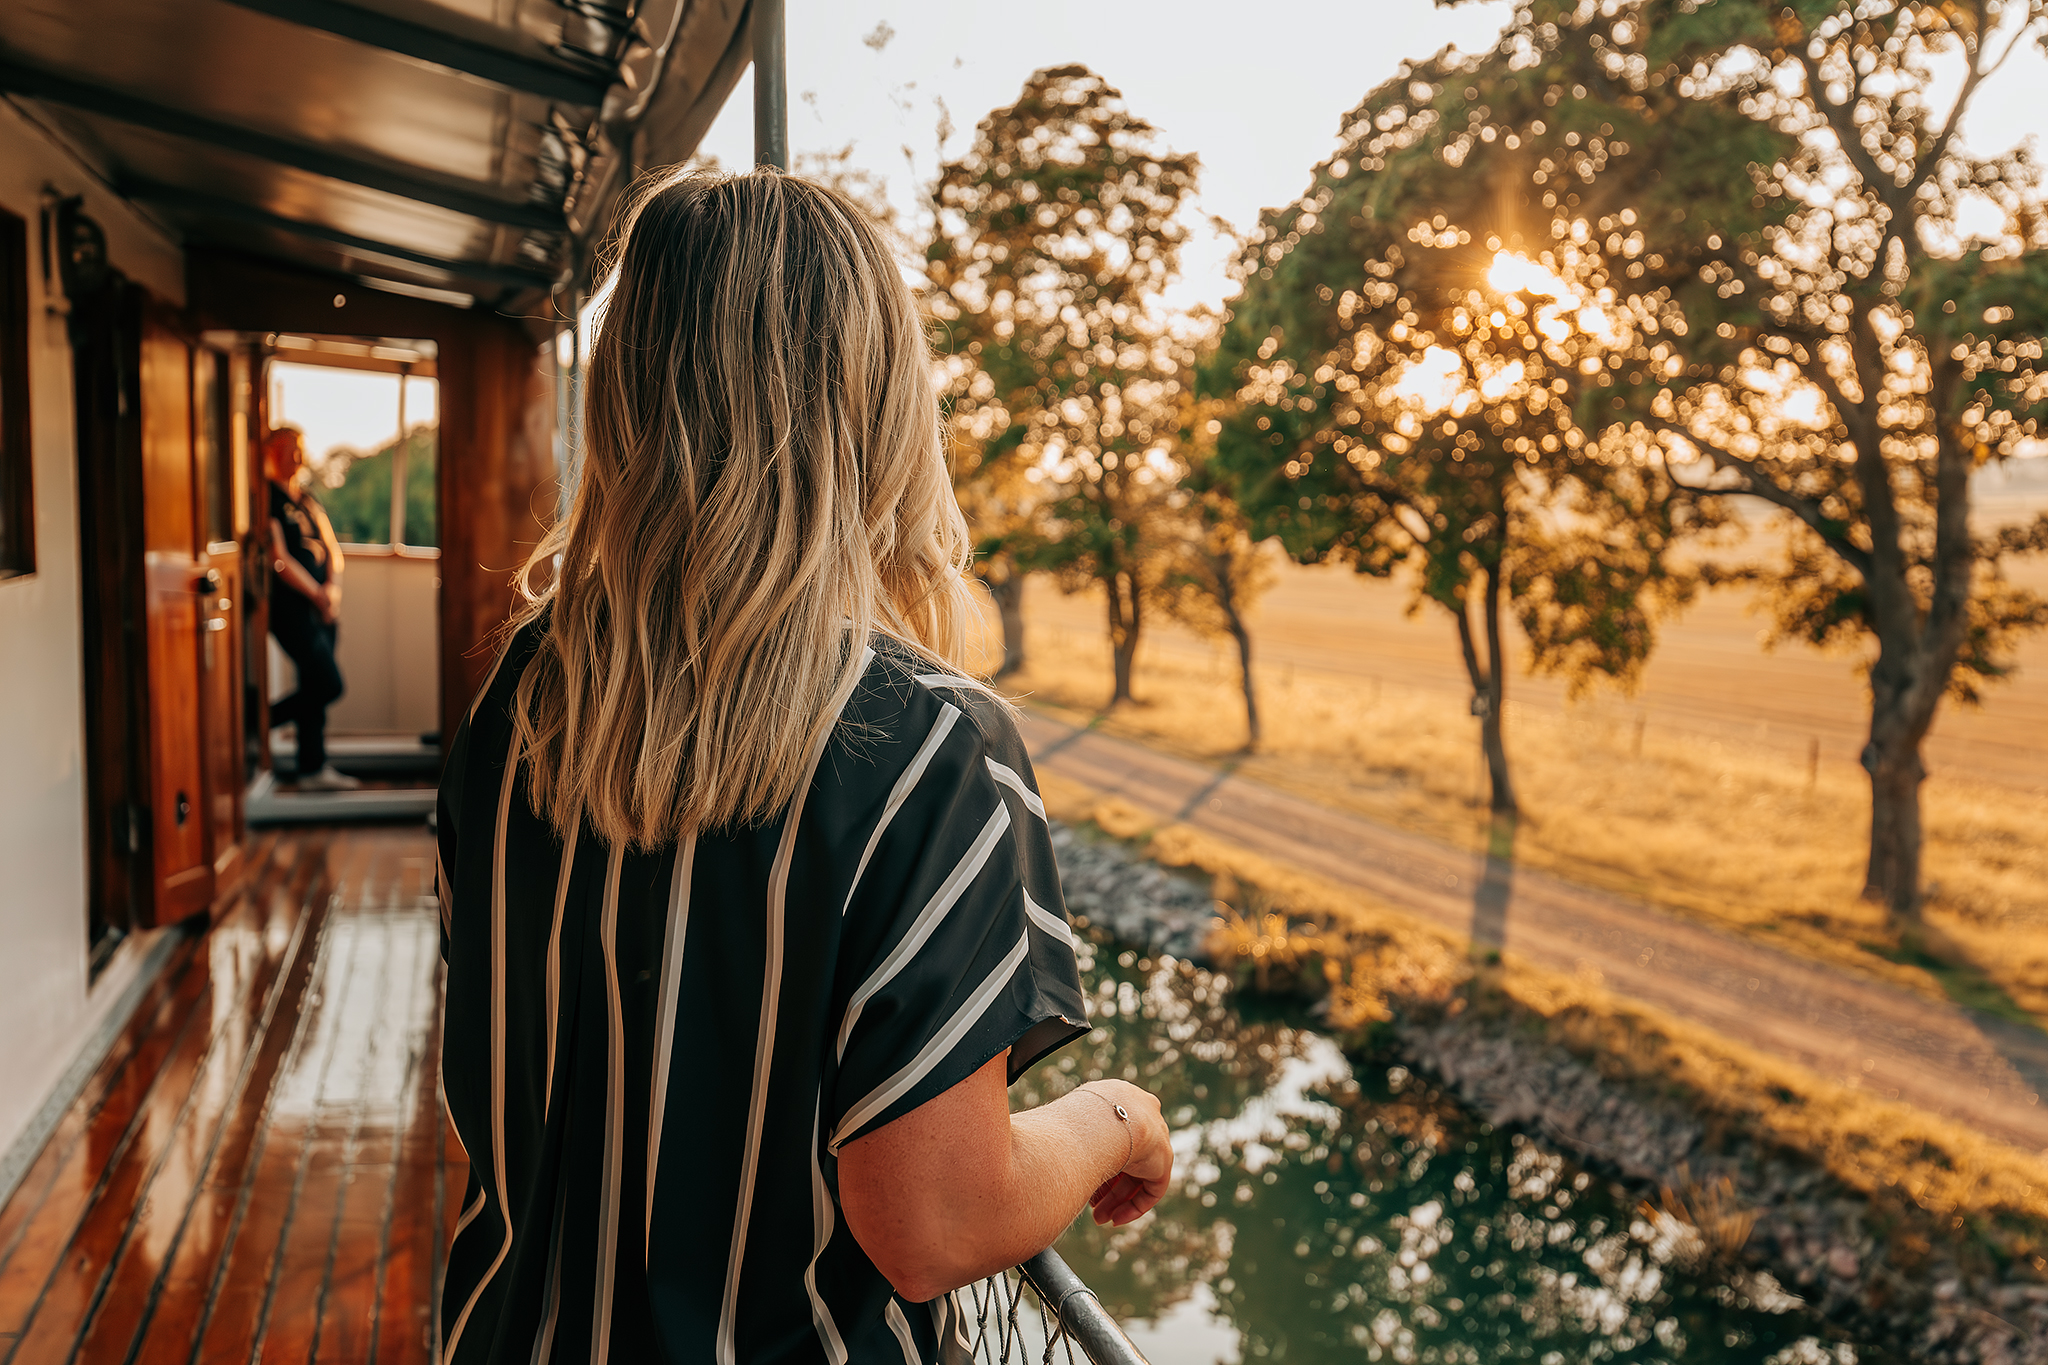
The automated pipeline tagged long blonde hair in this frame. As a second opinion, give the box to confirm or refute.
[510,169,977,846]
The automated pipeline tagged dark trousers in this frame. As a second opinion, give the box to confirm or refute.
[271,605,344,774]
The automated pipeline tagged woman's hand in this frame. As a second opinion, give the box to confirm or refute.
[315,584,339,624]
[1079,1080,1172,1227]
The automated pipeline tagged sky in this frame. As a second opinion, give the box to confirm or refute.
[281,2,2048,457]
[694,0,2048,310]
[698,0,1517,310]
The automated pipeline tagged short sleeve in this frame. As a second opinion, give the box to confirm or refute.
[826,703,1088,1152]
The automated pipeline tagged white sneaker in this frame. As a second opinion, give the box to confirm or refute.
[296,766,364,792]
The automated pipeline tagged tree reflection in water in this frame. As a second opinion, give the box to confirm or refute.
[1011,937,1879,1365]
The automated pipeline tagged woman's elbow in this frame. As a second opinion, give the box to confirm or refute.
[840,1188,972,1303]
[879,1262,955,1307]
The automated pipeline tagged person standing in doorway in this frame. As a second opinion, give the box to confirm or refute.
[265,426,360,791]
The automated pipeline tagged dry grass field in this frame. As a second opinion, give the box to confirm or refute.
[974,499,2048,1024]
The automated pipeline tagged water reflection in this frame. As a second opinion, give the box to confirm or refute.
[1015,941,1877,1365]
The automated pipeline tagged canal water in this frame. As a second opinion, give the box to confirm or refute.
[1010,936,1879,1365]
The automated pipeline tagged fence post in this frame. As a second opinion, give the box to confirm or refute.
[752,0,788,170]
[1019,1249,1151,1365]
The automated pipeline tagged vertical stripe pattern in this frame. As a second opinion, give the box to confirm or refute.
[591,842,627,1364]
[437,629,1090,1365]
[716,651,872,1365]
[645,837,696,1260]
[543,828,578,1121]
[443,731,523,1363]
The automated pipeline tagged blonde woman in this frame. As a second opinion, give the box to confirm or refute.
[434,171,1173,1364]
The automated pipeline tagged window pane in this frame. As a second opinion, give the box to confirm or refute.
[313,443,392,545]
[403,424,437,547]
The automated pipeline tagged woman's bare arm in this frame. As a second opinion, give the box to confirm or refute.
[310,500,344,604]
[837,1052,1172,1303]
[269,520,333,620]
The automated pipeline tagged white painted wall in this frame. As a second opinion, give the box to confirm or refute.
[326,551,441,736]
[0,103,188,1163]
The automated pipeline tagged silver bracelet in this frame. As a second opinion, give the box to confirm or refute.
[1077,1086,1133,1169]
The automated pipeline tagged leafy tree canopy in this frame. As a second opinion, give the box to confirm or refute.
[1212,0,2048,911]
[927,65,1201,702]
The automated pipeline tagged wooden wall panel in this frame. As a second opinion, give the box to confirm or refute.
[139,325,195,556]
[436,321,556,746]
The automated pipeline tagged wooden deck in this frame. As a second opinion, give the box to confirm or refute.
[0,825,461,1364]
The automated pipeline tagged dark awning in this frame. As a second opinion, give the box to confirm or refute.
[0,0,753,312]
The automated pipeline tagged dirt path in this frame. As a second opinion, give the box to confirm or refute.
[1021,710,2048,1154]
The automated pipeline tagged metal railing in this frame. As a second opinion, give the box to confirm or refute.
[945,1249,1150,1365]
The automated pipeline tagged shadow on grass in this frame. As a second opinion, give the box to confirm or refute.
[1864,924,2048,1118]
[1470,812,1517,964]
[1863,926,2048,1034]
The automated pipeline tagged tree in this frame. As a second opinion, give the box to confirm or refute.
[1211,88,1707,816]
[941,369,1045,676]
[1344,0,2048,918]
[926,65,1200,705]
[1159,397,1276,748]
[309,424,438,547]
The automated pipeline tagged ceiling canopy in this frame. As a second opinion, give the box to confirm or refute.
[1,0,753,313]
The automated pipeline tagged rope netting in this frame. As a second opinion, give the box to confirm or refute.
[950,1268,1082,1365]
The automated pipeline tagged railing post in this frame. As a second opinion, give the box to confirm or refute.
[752,0,787,170]
[1019,1249,1151,1365]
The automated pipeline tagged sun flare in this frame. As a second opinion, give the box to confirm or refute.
[1487,251,1578,305]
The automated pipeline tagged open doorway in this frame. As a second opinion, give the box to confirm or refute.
[260,335,441,797]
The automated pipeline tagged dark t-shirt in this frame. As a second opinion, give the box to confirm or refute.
[435,624,1091,1365]
[269,480,331,587]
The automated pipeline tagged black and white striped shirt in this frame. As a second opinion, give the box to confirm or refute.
[435,622,1090,1364]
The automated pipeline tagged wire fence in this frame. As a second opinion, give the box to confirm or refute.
[944,1249,1149,1365]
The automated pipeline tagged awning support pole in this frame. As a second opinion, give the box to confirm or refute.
[752,0,787,170]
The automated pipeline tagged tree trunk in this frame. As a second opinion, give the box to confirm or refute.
[1212,551,1260,749]
[1861,667,1937,919]
[1452,566,1518,816]
[1228,616,1259,750]
[1106,568,1140,706]
[988,570,1026,678]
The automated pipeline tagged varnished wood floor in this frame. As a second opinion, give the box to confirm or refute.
[0,825,462,1364]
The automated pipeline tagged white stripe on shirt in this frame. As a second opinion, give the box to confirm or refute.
[914,672,989,693]
[645,836,697,1261]
[590,842,627,1364]
[984,757,1047,822]
[840,705,961,918]
[1023,888,1075,945]
[831,931,1032,1151]
[444,733,523,1364]
[543,828,577,1122]
[834,802,1012,1062]
[802,1096,849,1364]
[885,1300,921,1365]
[717,648,873,1365]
